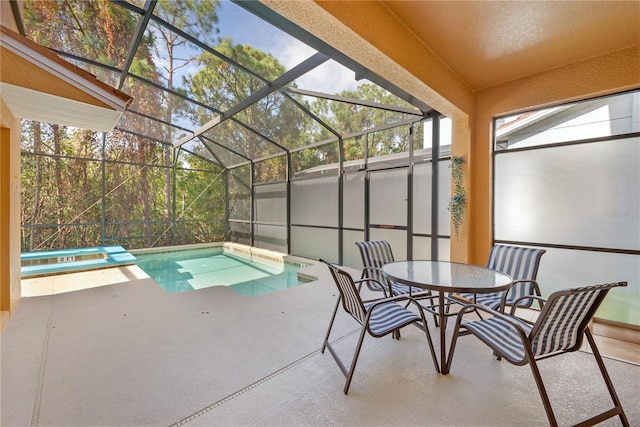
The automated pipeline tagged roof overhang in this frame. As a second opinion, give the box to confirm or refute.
[0,25,132,132]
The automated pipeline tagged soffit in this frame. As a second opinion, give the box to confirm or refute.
[380,1,640,90]
[0,25,132,132]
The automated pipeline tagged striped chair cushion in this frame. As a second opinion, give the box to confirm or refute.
[361,277,412,295]
[530,287,600,356]
[468,293,503,310]
[331,264,367,323]
[356,240,395,270]
[366,301,422,336]
[462,316,533,363]
[488,245,545,282]
[458,245,546,308]
[356,240,418,296]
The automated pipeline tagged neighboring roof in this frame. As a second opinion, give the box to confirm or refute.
[0,25,132,132]
[495,106,570,140]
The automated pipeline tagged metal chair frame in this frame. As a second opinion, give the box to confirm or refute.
[447,281,629,427]
[320,260,438,394]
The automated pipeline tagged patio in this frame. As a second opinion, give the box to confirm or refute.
[2,265,638,426]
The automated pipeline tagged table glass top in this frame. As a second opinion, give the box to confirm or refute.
[382,260,512,292]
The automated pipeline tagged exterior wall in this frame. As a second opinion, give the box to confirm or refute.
[1,97,21,333]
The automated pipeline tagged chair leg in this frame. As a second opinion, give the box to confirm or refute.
[527,357,559,427]
[584,328,630,427]
[420,316,439,374]
[344,326,369,394]
[322,297,341,353]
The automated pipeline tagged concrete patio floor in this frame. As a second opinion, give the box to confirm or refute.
[2,263,639,426]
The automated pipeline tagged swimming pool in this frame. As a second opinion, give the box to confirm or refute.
[133,245,310,296]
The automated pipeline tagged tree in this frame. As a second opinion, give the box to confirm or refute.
[183,38,316,182]
[311,83,415,159]
[150,0,220,233]
[22,0,163,248]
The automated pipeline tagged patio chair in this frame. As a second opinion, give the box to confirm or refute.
[355,240,431,298]
[356,240,438,329]
[447,281,629,427]
[319,259,438,394]
[450,244,546,312]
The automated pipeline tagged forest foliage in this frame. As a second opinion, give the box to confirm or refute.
[20,0,420,251]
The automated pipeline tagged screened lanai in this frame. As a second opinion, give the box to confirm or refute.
[2,1,639,425]
[6,0,640,327]
[14,0,453,266]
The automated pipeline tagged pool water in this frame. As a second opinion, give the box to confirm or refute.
[134,247,307,296]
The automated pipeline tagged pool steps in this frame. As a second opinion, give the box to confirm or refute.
[21,246,136,278]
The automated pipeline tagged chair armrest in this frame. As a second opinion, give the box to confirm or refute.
[448,293,475,304]
[508,295,547,316]
[360,266,384,278]
[360,266,394,295]
[354,278,385,291]
[499,279,543,311]
[365,293,417,307]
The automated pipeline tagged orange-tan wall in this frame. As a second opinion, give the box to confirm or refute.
[1,0,21,333]
[1,97,22,333]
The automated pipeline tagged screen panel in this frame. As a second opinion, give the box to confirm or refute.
[291,176,338,227]
[290,226,338,262]
[254,224,287,253]
[254,182,286,224]
[370,169,407,227]
[343,230,366,269]
[495,137,639,250]
[369,228,407,260]
[343,171,365,229]
[536,247,639,325]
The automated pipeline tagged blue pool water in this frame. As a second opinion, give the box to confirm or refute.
[134,247,307,296]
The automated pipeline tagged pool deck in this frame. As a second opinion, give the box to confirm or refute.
[3,264,640,426]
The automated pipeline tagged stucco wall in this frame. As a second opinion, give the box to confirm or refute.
[1,96,21,333]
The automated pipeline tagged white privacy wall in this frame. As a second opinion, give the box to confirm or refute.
[494,92,640,326]
[288,156,453,268]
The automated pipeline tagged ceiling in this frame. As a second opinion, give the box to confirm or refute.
[380,0,640,90]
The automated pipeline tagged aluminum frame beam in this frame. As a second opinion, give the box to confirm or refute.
[283,87,422,116]
[117,0,157,90]
[234,0,436,115]
[174,52,330,147]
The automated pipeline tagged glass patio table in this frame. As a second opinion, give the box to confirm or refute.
[382,260,512,374]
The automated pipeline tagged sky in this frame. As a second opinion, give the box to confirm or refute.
[214,0,365,95]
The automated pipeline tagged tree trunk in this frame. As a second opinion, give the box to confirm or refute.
[30,121,42,251]
[52,124,65,248]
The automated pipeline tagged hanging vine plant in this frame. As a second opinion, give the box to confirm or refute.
[448,156,466,239]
